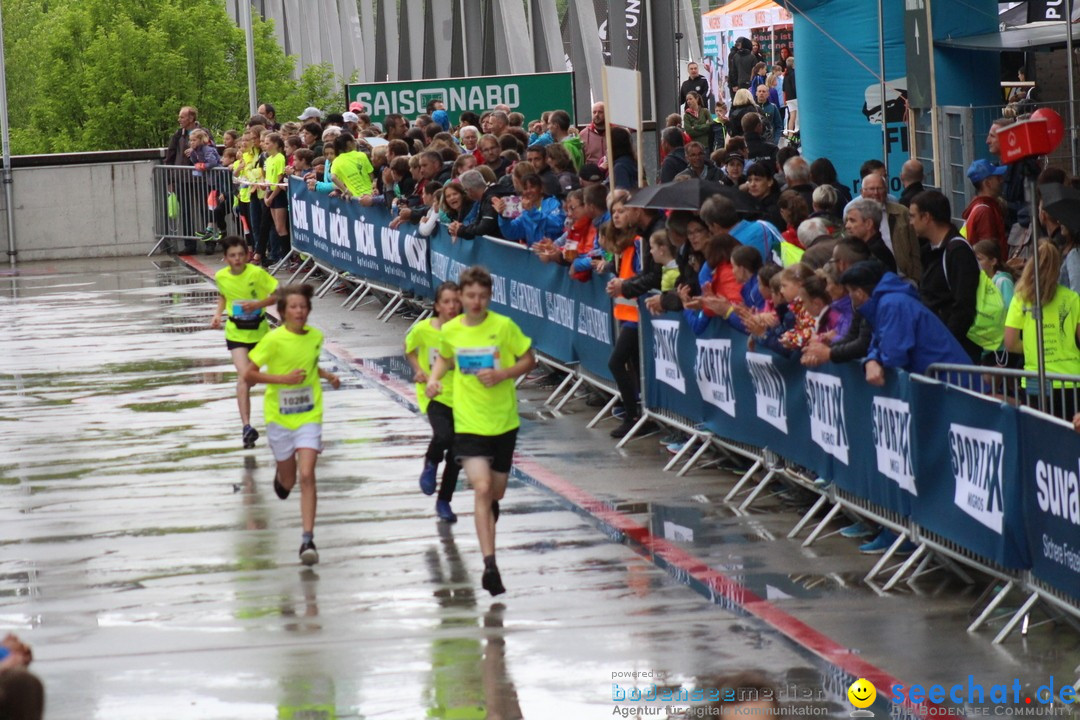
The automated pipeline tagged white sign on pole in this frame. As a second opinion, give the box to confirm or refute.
[603,65,642,129]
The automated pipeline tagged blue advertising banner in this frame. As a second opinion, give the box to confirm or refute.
[1019,409,1080,602]
[288,178,434,298]
[288,178,615,380]
[910,380,1030,569]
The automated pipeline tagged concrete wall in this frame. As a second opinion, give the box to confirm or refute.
[0,160,158,263]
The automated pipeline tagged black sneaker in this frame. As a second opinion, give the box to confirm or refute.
[242,424,259,449]
[273,473,291,500]
[481,564,506,596]
[299,540,319,566]
[491,500,500,523]
[609,418,638,438]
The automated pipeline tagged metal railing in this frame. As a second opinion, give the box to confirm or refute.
[150,165,239,255]
[926,362,1080,420]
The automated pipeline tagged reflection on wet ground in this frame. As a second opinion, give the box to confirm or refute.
[1,259,847,718]
[3,257,1079,719]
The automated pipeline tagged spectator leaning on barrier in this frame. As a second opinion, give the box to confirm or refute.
[841,260,973,385]
[801,238,875,367]
[1004,241,1080,420]
[450,169,501,240]
[911,189,982,363]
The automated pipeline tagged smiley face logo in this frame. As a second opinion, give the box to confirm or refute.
[848,678,877,709]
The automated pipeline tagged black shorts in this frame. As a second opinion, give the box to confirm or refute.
[454,429,518,474]
[226,339,259,351]
[270,192,288,210]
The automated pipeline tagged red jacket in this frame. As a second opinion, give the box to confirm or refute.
[961,196,1007,259]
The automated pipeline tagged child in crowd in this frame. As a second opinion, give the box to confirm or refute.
[405,281,463,523]
[244,284,341,566]
[650,230,680,292]
[223,129,239,151]
[262,132,290,264]
[291,148,315,176]
[189,128,224,252]
[284,135,303,167]
[210,236,279,449]
[426,266,536,595]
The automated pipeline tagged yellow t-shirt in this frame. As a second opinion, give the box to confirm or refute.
[1005,284,1080,388]
[405,318,454,412]
[264,152,286,193]
[331,150,375,197]
[248,325,325,429]
[438,311,532,436]
[215,263,279,344]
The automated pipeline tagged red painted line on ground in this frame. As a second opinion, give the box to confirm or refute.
[179,254,913,710]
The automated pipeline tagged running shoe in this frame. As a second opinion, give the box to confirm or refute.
[666,441,687,455]
[273,473,291,500]
[860,529,907,554]
[299,540,319,566]
[419,462,437,495]
[840,521,875,539]
[242,424,259,449]
[611,405,627,420]
[482,564,506,596]
[436,499,457,523]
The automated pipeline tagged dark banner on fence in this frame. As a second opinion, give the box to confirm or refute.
[640,310,1026,568]
[1019,408,1080,599]
[288,178,615,381]
[288,178,434,298]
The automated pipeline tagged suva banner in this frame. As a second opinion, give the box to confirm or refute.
[346,72,576,128]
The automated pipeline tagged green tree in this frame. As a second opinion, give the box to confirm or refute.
[3,0,351,154]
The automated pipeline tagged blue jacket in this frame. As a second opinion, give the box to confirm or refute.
[727,274,765,334]
[497,195,566,247]
[861,272,972,374]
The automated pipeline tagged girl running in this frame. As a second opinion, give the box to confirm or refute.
[405,281,463,522]
[244,284,340,565]
[210,235,279,448]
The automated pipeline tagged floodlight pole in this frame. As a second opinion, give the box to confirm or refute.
[0,3,16,268]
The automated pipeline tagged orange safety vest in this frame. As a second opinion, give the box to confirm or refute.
[613,241,640,323]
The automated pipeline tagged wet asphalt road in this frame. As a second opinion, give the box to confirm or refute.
[0,261,849,718]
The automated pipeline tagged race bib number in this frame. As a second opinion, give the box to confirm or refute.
[231,299,262,321]
[456,346,497,375]
[279,386,314,415]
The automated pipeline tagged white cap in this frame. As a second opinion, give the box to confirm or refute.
[342,111,360,123]
[298,106,323,121]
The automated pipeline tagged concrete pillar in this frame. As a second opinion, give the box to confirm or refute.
[679,0,702,63]
[358,0,376,81]
[337,0,364,80]
[374,0,399,81]
[462,0,485,77]
[492,0,535,74]
[425,0,454,79]
[398,0,425,81]
[646,0,678,129]
[530,0,564,73]
[609,0,630,69]
[568,1,605,123]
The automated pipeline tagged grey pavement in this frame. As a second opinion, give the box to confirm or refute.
[0,256,1077,719]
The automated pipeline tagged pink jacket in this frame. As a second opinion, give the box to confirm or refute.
[579,124,607,168]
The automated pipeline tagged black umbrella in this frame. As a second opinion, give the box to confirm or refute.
[1040,182,1080,237]
[625,178,758,215]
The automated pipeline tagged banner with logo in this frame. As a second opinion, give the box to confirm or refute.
[288,178,615,380]
[288,178,434,298]
[1019,409,1080,601]
[910,380,1030,569]
[346,72,576,128]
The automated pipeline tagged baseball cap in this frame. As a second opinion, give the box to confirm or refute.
[966,158,1007,185]
[297,106,323,121]
[348,101,365,113]
[342,112,360,123]
[579,163,605,183]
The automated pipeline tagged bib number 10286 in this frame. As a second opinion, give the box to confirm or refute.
[279,386,314,414]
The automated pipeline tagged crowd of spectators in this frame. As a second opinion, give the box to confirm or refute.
[162,55,1080,438]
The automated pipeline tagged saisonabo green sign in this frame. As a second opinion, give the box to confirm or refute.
[346,72,576,128]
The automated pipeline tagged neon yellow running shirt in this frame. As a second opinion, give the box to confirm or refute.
[215,263,278,344]
[249,325,325,429]
[405,318,454,412]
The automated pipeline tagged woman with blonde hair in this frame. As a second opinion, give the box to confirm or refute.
[727,88,756,138]
[1004,240,1080,419]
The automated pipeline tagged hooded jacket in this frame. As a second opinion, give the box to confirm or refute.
[497,195,566,247]
[861,272,972,374]
[561,135,585,172]
[732,46,757,89]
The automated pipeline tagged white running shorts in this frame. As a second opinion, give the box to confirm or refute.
[267,422,323,461]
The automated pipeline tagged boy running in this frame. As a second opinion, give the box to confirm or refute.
[405,282,463,523]
[210,236,279,448]
[244,284,340,565]
[425,266,536,595]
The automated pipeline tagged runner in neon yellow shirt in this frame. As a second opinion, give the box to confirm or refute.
[405,281,462,522]
[210,236,279,448]
[426,266,535,596]
[329,133,375,198]
[244,284,341,565]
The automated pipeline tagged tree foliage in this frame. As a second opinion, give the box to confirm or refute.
[3,0,350,154]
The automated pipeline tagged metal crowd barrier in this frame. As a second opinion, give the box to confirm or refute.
[150,165,238,255]
[926,362,1080,420]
